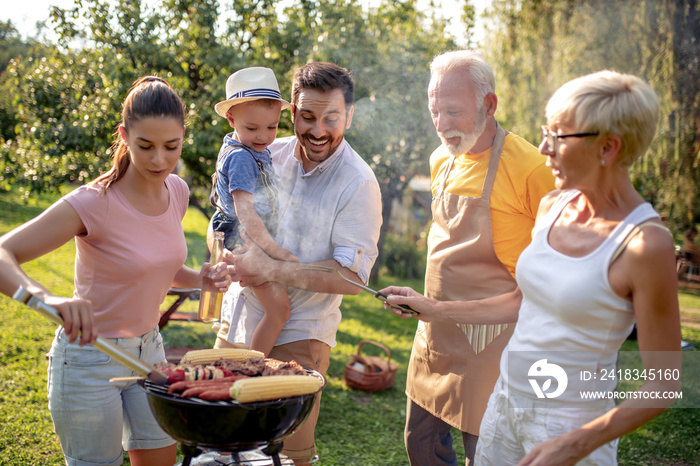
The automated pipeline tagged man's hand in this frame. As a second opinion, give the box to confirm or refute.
[223,233,275,287]
[222,232,364,294]
[379,286,436,321]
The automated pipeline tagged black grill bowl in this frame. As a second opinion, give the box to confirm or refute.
[139,371,324,452]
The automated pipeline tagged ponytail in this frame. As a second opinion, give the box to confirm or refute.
[91,76,185,190]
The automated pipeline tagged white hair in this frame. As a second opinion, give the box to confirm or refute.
[430,50,495,102]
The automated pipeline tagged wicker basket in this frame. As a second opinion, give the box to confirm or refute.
[344,340,397,393]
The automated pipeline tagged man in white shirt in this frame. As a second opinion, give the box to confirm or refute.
[217,62,383,462]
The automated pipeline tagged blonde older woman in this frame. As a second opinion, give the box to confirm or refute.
[382,70,681,465]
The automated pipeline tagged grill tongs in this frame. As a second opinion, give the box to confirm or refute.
[299,264,418,315]
[13,286,168,385]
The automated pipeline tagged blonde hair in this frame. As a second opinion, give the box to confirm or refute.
[91,76,185,189]
[545,70,659,168]
[429,50,495,102]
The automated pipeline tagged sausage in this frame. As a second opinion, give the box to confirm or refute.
[198,388,236,401]
[169,375,250,400]
[168,375,246,394]
[181,385,222,398]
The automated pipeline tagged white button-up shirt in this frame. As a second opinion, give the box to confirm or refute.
[222,136,383,347]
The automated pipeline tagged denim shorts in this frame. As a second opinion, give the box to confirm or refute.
[47,326,175,466]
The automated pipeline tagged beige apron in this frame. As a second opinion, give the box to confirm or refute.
[406,125,517,434]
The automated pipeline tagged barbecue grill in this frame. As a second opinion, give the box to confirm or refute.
[139,370,324,466]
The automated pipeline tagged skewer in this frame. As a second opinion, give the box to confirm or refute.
[109,376,147,382]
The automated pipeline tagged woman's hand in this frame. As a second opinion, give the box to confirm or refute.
[379,286,439,322]
[201,260,233,293]
[45,295,96,346]
[518,432,587,466]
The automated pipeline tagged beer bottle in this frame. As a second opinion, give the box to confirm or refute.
[198,231,225,322]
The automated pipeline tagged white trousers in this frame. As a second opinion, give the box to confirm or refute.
[475,377,618,465]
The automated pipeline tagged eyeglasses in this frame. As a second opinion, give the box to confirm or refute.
[541,126,599,152]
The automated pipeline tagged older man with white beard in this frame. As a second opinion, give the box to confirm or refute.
[395,50,555,466]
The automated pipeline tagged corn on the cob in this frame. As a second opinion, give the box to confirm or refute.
[229,375,323,403]
[180,348,264,365]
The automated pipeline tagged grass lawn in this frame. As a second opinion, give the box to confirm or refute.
[0,187,698,465]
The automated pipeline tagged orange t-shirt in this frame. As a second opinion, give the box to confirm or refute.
[430,133,555,275]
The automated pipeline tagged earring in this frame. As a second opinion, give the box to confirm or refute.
[600,159,606,166]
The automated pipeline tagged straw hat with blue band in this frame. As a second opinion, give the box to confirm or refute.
[215,67,291,118]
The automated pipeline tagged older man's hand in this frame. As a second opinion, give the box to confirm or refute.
[379,285,437,322]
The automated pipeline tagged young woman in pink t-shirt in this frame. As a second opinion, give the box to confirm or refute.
[0,76,231,466]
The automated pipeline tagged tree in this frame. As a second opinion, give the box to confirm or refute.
[1,49,121,195]
[2,0,461,277]
[0,20,47,142]
[659,0,700,229]
[47,0,248,210]
[278,0,454,280]
[0,20,40,75]
[481,0,700,237]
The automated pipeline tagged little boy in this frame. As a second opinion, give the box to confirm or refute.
[210,67,296,356]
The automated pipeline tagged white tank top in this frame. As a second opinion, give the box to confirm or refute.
[501,190,659,403]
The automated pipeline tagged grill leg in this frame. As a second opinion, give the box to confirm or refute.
[272,454,282,466]
[180,444,203,466]
[262,442,283,466]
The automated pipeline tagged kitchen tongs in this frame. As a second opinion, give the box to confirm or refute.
[13,287,168,384]
[299,265,418,315]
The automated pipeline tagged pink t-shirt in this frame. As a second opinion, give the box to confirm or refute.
[62,174,189,338]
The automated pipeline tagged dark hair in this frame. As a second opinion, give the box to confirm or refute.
[291,62,354,108]
[91,76,186,190]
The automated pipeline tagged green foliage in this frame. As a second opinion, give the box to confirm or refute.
[288,0,450,280]
[0,20,32,74]
[382,230,427,279]
[1,0,462,237]
[1,50,121,197]
[0,20,49,142]
[47,0,246,210]
[3,0,700,237]
[481,0,700,236]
